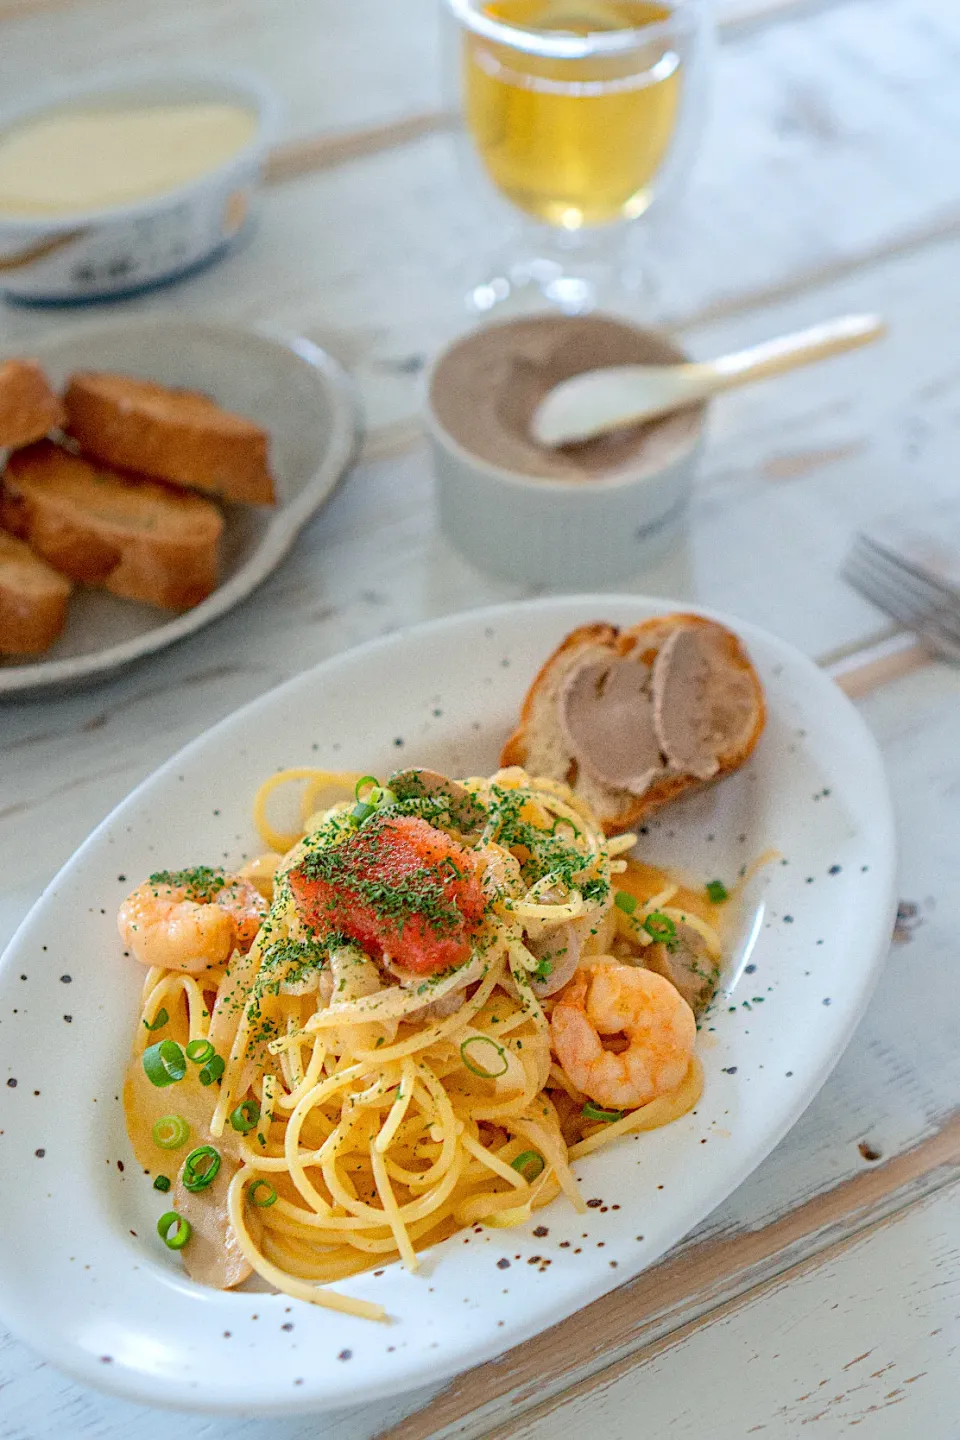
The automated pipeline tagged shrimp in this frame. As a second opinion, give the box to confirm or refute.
[550,964,696,1110]
[117,866,267,974]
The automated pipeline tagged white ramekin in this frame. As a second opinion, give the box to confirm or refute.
[424,320,706,588]
[0,67,279,304]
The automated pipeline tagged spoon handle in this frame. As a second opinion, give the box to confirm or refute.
[706,313,886,391]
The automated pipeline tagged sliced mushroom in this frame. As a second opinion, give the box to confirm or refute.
[644,922,720,1016]
[173,1151,252,1290]
[384,952,485,1019]
[388,767,488,834]
[527,922,582,998]
[415,985,471,1020]
[417,990,466,1025]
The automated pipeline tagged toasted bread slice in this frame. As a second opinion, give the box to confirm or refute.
[501,614,766,834]
[63,371,275,506]
[1,442,223,612]
[0,529,72,655]
[0,359,65,450]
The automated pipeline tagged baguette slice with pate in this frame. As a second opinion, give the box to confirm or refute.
[0,529,72,654]
[1,441,223,612]
[500,614,766,835]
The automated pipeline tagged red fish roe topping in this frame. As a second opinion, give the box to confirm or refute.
[289,815,487,976]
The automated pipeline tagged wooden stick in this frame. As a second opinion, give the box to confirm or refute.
[828,633,933,698]
[264,112,455,185]
[377,1113,960,1440]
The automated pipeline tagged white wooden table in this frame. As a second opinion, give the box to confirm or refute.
[3,0,960,1435]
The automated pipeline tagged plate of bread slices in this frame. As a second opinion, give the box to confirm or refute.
[0,319,358,696]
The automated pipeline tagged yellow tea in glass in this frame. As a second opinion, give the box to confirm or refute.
[465,1,680,228]
[445,0,712,313]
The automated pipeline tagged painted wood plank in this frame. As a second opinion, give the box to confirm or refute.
[7,217,960,963]
[378,1120,960,1440]
[11,203,956,834]
[0,0,958,357]
[3,649,959,1440]
[0,0,444,138]
[482,1178,960,1439]
[3,2,960,1437]
[3,0,959,446]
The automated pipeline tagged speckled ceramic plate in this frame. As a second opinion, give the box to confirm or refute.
[0,318,358,698]
[0,596,896,1413]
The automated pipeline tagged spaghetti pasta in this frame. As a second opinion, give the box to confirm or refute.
[121,765,721,1318]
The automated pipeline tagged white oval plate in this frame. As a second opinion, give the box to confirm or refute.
[0,318,358,698]
[0,596,896,1413]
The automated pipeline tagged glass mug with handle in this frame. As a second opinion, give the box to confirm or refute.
[444,0,714,314]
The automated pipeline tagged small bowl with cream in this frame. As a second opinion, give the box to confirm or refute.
[425,314,705,588]
[0,67,278,303]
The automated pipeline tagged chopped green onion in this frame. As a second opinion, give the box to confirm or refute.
[370,785,398,808]
[706,879,729,904]
[510,1150,545,1181]
[354,775,379,801]
[533,957,553,981]
[642,910,678,949]
[185,1038,215,1065]
[350,801,377,825]
[460,1035,509,1079]
[551,816,581,838]
[582,1101,624,1124]
[142,1040,186,1088]
[182,1145,221,1193]
[143,1008,169,1032]
[153,1174,171,1193]
[248,1179,277,1207]
[198,1054,226,1087]
[614,890,638,916]
[157,1211,191,1249]
[230,1098,261,1133]
[152,1115,190,1151]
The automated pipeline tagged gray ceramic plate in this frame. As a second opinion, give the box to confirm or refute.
[0,318,359,698]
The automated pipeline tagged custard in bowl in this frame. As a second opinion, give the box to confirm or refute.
[0,67,278,303]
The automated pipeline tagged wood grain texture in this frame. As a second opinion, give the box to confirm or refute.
[829,636,933,699]
[3,614,959,1440]
[376,1117,960,1440]
[265,113,456,185]
[3,0,960,1436]
[483,1179,960,1439]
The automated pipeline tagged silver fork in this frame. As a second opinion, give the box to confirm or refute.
[843,536,960,664]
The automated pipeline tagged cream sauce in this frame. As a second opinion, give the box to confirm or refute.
[0,102,257,216]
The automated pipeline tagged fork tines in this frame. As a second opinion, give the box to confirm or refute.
[843,534,960,664]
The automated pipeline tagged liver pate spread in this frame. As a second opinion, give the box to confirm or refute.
[559,625,757,795]
[429,314,702,482]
